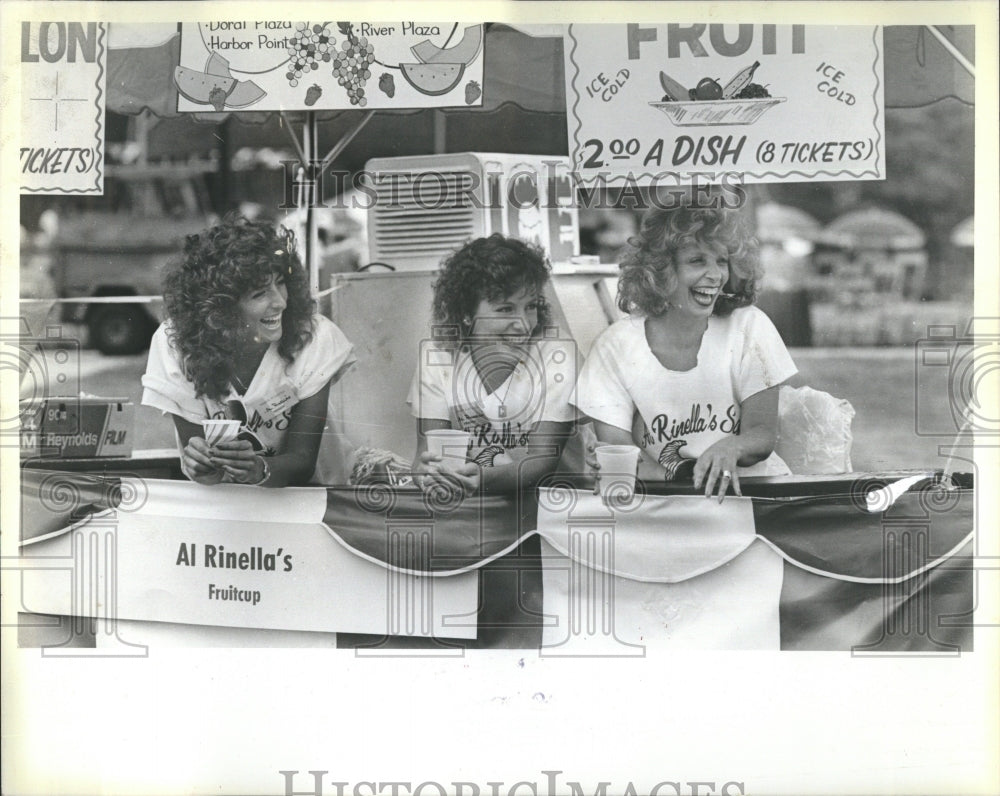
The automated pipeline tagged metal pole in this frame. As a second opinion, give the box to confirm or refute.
[433,109,446,154]
[318,110,376,173]
[926,26,975,77]
[304,111,320,298]
[278,110,309,167]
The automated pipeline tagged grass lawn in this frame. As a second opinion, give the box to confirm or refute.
[791,347,968,473]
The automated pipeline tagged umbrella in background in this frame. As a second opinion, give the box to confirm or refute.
[756,202,822,247]
[104,22,975,286]
[818,207,927,251]
[105,22,567,288]
[951,216,974,248]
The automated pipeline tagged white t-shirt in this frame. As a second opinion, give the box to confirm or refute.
[142,314,355,465]
[574,306,797,477]
[408,338,580,466]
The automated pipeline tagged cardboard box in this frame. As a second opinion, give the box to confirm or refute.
[21,397,134,459]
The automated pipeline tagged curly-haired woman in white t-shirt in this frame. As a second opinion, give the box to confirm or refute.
[575,201,798,501]
[408,233,580,496]
[142,215,355,486]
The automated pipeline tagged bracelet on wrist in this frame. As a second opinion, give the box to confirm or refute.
[254,455,272,486]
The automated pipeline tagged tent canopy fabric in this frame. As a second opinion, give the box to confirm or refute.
[109,23,569,174]
[106,23,565,120]
[139,105,568,168]
[107,23,973,121]
[883,25,974,107]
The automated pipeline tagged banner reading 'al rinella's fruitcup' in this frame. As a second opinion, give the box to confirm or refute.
[563,23,885,186]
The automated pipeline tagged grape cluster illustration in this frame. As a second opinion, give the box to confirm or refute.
[735,83,771,99]
[333,22,376,107]
[285,23,335,87]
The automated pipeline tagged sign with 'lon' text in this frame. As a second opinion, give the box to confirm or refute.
[20,21,106,195]
[564,23,885,186]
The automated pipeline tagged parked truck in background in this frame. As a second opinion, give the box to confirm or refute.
[44,163,216,355]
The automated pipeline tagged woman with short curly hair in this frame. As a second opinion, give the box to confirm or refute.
[575,201,797,500]
[408,233,580,495]
[142,214,355,486]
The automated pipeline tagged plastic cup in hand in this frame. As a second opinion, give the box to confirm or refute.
[202,419,241,446]
[425,429,471,468]
[595,444,640,501]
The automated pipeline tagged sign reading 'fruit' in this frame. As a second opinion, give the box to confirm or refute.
[563,23,885,186]
[176,21,484,112]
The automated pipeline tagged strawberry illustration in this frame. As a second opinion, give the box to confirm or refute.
[304,84,323,106]
[464,79,481,105]
[378,73,395,98]
[209,86,227,112]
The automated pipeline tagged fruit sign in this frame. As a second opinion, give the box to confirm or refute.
[176,21,485,112]
[563,23,885,186]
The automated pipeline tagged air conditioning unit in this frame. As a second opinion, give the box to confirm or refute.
[363,153,580,270]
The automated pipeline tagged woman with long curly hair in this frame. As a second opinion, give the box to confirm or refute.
[408,233,581,495]
[575,200,798,501]
[142,215,355,486]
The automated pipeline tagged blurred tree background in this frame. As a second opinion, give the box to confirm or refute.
[764,98,975,290]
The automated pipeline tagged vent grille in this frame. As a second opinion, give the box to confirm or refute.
[368,169,483,266]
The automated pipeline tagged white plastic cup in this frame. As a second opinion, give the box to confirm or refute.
[202,419,241,446]
[595,444,640,500]
[425,429,471,468]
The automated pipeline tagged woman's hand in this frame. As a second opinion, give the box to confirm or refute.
[585,442,601,493]
[412,450,442,489]
[441,462,481,496]
[211,439,266,484]
[414,451,480,498]
[181,436,225,485]
[693,437,743,502]
[413,451,455,492]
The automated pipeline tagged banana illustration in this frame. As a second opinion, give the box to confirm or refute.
[659,70,689,102]
[722,61,760,99]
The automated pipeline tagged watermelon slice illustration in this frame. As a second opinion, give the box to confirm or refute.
[410,25,483,65]
[174,66,266,109]
[205,51,233,79]
[399,63,465,96]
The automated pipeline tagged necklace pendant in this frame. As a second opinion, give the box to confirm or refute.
[498,404,507,418]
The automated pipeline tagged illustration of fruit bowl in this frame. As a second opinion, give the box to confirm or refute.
[648,96,785,127]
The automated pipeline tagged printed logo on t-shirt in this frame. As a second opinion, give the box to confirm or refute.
[658,439,690,480]
[639,402,741,477]
[454,403,532,466]
[210,395,293,457]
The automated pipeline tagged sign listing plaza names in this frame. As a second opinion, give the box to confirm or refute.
[176,20,487,112]
[563,23,886,186]
[20,20,106,195]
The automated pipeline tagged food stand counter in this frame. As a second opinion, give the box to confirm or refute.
[17,464,974,653]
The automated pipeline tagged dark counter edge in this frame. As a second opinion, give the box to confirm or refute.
[21,455,973,498]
